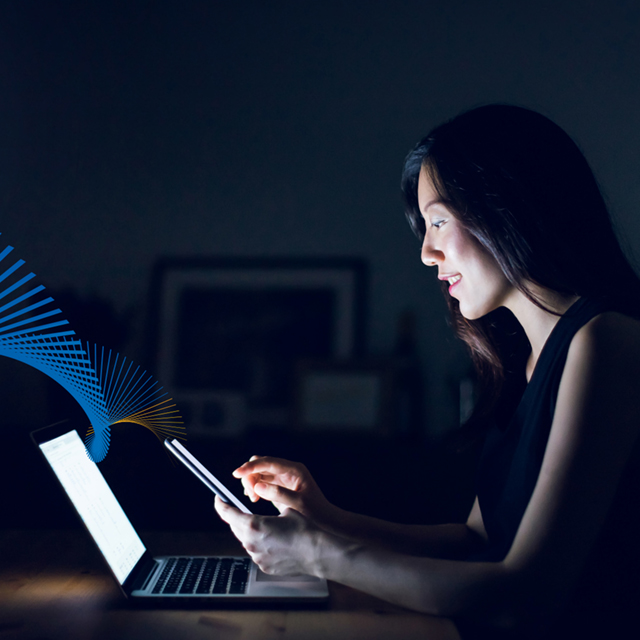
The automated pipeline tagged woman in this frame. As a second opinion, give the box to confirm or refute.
[215,105,640,638]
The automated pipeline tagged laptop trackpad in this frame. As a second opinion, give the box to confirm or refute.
[256,569,320,583]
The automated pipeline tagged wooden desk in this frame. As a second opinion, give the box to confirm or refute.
[0,529,461,640]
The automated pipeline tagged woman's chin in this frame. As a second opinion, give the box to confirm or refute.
[458,302,488,321]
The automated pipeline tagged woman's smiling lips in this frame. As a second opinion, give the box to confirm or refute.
[439,273,462,295]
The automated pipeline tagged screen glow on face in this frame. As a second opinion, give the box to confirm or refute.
[39,430,146,584]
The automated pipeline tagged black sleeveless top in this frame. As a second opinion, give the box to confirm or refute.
[459,297,640,638]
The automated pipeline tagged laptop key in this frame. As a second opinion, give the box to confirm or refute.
[212,558,233,593]
[162,558,190,594]
[152,557,177,594]
[152,557,250,596]
[179,558,205,594]
[229,559,250,594]
[196,557,220,594]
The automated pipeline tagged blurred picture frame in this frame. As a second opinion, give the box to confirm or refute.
[149,257,368,435]
[295,359,394,434]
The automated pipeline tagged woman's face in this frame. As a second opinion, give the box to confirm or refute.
[417,166,517,320]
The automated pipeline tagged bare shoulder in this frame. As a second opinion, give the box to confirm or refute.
[586,310,640,338]
[561,311,640,443]
[569,311,640,371]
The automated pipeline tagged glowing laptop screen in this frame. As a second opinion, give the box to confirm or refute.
[39,429,146,584]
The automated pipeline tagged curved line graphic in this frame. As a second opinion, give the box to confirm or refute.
[0,234,185,462]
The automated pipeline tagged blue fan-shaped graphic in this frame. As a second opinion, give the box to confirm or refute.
[0,234,185,462]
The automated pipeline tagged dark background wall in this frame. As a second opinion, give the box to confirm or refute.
[1,1,640,529]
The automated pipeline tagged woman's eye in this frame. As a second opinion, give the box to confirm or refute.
[431,219,445,229]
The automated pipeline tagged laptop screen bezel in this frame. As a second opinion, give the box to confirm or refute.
[30,420,155,598]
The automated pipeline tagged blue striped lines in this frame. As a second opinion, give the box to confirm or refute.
[0,234,184,462]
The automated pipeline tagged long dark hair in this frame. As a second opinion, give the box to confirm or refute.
[401,104,640,427]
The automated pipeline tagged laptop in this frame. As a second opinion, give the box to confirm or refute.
[31,421,329,604]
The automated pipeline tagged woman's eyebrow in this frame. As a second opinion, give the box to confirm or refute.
[421,199,445,215]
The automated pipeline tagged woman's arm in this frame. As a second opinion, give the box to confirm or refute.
[233,456,487,559]
[216,498,508,618]
[309,503,486,559]
[219,313,640,629]
[319,495,488,558]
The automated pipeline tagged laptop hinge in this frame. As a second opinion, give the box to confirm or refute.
[142,559,161,591]
[128,555,160,592]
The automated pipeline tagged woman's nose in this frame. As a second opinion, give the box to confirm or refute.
[421,233,443,267]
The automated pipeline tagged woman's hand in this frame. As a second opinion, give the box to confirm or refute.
[214,496,321,576]
[232,456,337,528]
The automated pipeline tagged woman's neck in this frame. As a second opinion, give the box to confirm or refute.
[505,288,580,382]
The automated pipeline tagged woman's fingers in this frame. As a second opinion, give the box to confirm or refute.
[215,495,316,576]
[233,456,300,479]
[241,473,261,501]
[214,497,256,544]
[215,497,277,563]
[254,481,302,512]
[231,457,330,524]
[214,495,244,518]
[234,457,302,504]
[241,472,277,502]
[214,496,243,527]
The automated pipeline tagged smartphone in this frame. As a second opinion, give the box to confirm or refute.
[164,439,253,514]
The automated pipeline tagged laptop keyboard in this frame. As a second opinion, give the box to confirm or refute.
[152,557,250,595]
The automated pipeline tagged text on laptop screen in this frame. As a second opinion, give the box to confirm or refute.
[39,430,146,584]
